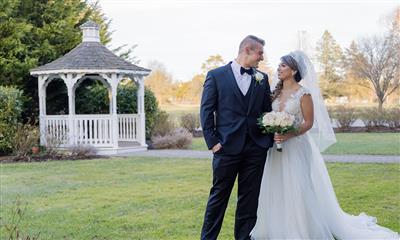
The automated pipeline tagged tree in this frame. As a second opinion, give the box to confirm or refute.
[186,54,225,103]
[342,41,370,101]
[257,59,274,79]
[0,0,138,121]
[201,54,225,75]
[315,30,345,99]
[345,8,399,110]
[174,81,191,103]
[113,44,140,64]
[0,86,24,154]
[186,74,204,104]
[144,61,174,105]
[169,54,226,105]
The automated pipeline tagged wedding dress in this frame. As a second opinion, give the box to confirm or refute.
[250,51,399,240]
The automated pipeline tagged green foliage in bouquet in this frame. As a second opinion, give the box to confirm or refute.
[257,112,297,135]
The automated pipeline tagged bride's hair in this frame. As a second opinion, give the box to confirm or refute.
[271,54,302,101]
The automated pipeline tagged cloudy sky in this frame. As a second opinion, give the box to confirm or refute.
[97,0,398,81]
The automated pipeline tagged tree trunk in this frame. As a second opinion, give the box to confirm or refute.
[378,99,384,112]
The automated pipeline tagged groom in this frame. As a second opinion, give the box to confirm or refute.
[200,35,274,240]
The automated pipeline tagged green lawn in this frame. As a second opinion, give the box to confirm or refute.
[1,157,399,239]
[160,104,199,125]
[191,133,400,155]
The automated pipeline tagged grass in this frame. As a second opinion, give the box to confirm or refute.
[191,133,400,155]
[160,104,199,125]
[160,104,199,113]
[323,133,400,155]
[0,157,399,239]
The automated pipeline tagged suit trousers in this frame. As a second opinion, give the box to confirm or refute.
[201,135,268,240]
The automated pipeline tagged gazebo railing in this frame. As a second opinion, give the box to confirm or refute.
[43,115,69,145]
[74,115,113,146]
[118,114,140,142]
[41,114,141,148]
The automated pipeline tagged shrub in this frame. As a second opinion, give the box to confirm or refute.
[43,134,65,158]
[117,82,160,139]
[151,128,192,149]
[330,106,358,129]
[382,108,400,129]
[0,86,24,155]
[180,113,200,134]
[360,107,386,131]
[3,196,41,239]
[151,110,175,137]
[68,144,97,158]
[75,79,109,114]
[12,123,40,160]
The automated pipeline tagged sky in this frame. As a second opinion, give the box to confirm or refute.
[97,0,399,82]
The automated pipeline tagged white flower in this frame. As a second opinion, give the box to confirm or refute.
[261,111,295,127]
[254,72,264,84]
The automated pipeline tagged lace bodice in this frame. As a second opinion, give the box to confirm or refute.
[272,86,312,127]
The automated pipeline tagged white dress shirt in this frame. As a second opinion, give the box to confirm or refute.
[231,60,252,96]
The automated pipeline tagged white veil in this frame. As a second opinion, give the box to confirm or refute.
[291,51,397,239]
[289,50,336,152]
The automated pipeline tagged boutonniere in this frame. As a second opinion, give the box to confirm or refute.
[253,71,264,85]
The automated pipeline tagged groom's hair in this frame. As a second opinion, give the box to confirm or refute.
[239,35,265,53]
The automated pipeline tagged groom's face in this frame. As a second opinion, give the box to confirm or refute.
[247,43,264,68]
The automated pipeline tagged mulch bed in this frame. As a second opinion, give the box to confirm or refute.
[0,154,109,164]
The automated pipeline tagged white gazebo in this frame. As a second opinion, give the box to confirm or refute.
[30,21,151,154]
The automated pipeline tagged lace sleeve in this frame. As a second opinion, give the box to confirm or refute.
[297,87,312,99]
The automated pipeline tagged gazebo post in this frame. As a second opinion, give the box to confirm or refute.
[110,73,120,149]
[137,76,146,146]
[38,75,48,146]
[60,73,83,146]
[66,74,75,146]
[108,88,113,114]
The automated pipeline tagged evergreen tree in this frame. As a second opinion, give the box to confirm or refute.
[315,30,345,99]
[0,0,136,120]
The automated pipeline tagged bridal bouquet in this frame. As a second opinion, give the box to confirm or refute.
[258,111,297,152]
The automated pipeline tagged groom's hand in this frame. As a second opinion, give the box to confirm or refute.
[211,143,222,153]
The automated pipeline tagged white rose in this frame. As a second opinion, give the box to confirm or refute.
[254,72,264,84]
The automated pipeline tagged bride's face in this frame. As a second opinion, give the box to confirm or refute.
[277,62,294,81]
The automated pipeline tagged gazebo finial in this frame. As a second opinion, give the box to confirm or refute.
[80,20,100,43]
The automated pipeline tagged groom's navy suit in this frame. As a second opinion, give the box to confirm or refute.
[200,62,273,240]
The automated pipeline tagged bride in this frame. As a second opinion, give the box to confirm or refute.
[250,51,399,240]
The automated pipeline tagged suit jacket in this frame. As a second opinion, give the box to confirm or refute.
[200,62,274,155]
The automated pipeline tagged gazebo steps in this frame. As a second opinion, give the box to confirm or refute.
[97,145,148,155]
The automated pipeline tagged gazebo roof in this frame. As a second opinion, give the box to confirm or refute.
[80,20,99,29]
[31,42,149,73]
[31,21,150,75]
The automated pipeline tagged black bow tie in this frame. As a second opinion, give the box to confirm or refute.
[240,67,254,75]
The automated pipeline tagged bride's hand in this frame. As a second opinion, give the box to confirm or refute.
[274,133,294,142]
